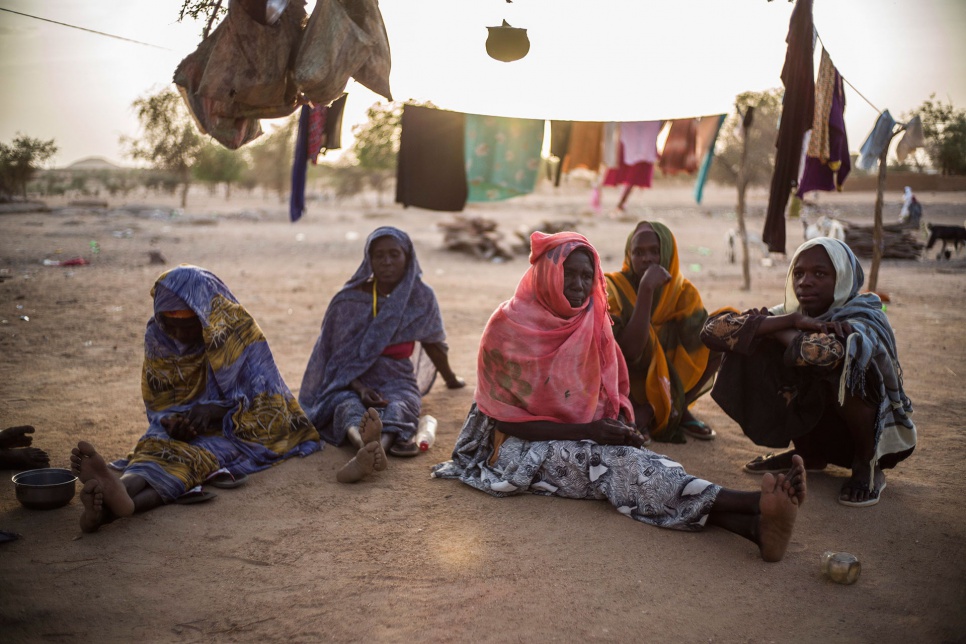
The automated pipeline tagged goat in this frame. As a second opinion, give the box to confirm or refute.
[926,223,966,260]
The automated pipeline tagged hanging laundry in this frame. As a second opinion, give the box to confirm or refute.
[306,104,328,163]
[896,115,925,164]
[856,110,897,171]
[322,93,348,151]
[562,122,604,174]
[296,0,374,106]
[659,119,699,175]
[465,114,545,203]
[602,144,654,189]
[620,121,663,165]
[763,0,814,254]
[197,0,304,118]
[693,114,726,204]
[290,105,312,223]
[807,49,836,163]
[347,0,393,101]
[395,105,468,212]
[798,70,850,196]
[602,123,621,168]
[549,121,573,186]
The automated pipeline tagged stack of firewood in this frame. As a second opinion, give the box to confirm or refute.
[515,219,580,250]
[437,216,515,261]
[843,222,924,260]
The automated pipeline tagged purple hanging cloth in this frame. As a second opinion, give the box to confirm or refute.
[290,104,311,223]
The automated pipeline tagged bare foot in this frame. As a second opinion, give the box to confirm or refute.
[0,447,50,470]
[79,479,106,533]
[780,454,807,507]
[840,463,883,505]
[360,408,387,472]
[336,443,379,484]
[0,425,35,449]
[72,441,134,517]
[757,456,804,562]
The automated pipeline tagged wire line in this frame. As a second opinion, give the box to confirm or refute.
[0,7,171,50]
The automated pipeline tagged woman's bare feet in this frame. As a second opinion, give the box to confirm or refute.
[336,443,380,484]
[0,447,50,470]
[757,455,806,562]
[70,441,134,518]
[79,479,106,533]
[360,408,387,471]
[839,467,886,507]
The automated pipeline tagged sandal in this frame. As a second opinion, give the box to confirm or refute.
[680,418,716,441]
[743,450,827,474]
[389,436,420,457]
[838,478,886,508]
[174,486,217,505]
[207,471,249,489]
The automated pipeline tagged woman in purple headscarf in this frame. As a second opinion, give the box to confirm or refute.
[299,227,465,480]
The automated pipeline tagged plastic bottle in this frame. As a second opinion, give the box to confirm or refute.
[821,551,861,585]
[415,415,438,452]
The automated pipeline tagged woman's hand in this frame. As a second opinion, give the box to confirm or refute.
[638,265,672,294]
[185,403,230,433]
[588,418,647,448]
[792,313,853,339]
[358,386,388,408]
[161,414,197,442]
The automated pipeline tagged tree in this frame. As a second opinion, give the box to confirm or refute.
[122,88,204,208]
[349,101,404,207]
[193,142,249,199]
[709,89,783,188]
[910,95,966,176]
[246,116,298,201]
[0,134,58,200]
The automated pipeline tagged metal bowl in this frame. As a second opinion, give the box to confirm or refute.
[12,468,77,510]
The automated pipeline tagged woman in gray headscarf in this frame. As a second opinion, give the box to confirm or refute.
[701,238,916,507]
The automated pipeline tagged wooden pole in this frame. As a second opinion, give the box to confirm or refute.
[736,107,754,291]
[867,123,905,293]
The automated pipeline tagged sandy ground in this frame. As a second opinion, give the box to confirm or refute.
[1,182,965,643]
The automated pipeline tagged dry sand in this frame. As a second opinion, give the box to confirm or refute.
[1,183,964,642]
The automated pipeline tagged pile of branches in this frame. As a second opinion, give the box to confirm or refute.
[437,216,515,261]
[514,219,580,250]
[843,222,924,260]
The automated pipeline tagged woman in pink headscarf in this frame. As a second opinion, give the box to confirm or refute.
[434,232,806,561]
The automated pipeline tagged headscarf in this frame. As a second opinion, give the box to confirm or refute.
[770,238,916,484]
[298,227,446,430]
[476,231,632,425]
[126,265,321,500]
[605,221,724,441]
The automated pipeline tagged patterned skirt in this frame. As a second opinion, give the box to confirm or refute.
[432,404,720,531]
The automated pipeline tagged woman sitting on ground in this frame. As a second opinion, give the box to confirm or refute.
[433,231,805,562]
[298,227,464,482]
[701,238,916,507]
[70,265,322,532]
[604,221,725,443]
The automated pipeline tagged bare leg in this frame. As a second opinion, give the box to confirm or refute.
[346,426,364,450]
[119,473,164,514]
[837,393,881,504]
[360,408,387,471]
[707,455,805,562]
[70,441,134,518]
[616,184,634,211]
[79,479,105,533]
[336,443,379,484]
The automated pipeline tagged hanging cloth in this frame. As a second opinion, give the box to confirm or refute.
[797,70,851,196]
[395,104,468,212]
[856,110,897,171]
[602,122,621,168]
[896,115,925,164]
[620,121,663,165]
[659,118,699,175]
[807,48,836,163]
[561,122,603,174]
[549,120,573,187]
[289,104,311,223]
[763,0,814,254]
[465,114,545,202]
[694,114,726,204]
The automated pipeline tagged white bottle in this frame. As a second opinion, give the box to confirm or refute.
[415,415,438,452]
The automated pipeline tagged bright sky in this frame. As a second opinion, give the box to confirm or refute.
[1,0,964,167]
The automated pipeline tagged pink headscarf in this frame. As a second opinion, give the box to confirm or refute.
[476,231,633,425]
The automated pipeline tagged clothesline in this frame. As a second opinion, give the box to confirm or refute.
[0,7,170,50]
[814,29,881,116]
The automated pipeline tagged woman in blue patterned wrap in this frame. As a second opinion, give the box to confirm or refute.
[70,265,321,532]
